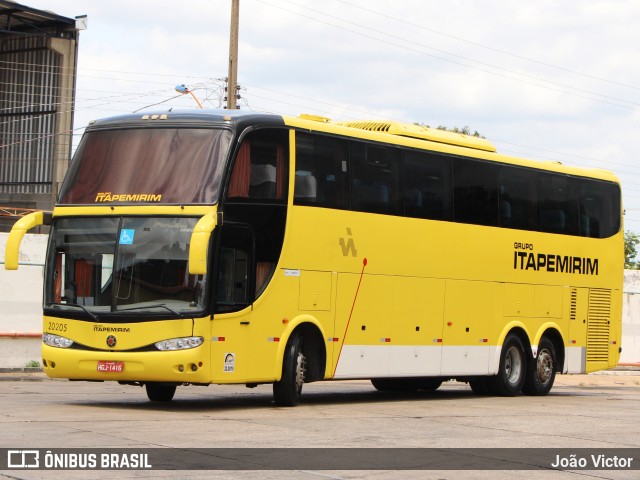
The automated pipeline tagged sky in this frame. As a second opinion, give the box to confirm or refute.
[20,0,640,230]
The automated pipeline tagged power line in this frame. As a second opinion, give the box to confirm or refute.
[334,0,640,92]
[259,0,640,112]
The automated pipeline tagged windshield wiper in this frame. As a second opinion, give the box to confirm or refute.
[46,303,99,322]
[118,304,183,317]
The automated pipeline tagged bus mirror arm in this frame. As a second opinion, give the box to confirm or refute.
[4,211,51,270]
[188,212,218,275]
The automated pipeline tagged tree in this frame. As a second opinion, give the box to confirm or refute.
[436,125,485,138]
[625,230,639,269]
[414,123,485,138]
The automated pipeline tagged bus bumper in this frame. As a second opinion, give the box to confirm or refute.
[41,343,212,384]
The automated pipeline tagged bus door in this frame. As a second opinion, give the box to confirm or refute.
[210,224,256,381]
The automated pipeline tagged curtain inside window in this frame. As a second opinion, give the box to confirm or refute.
[228,142,251,198]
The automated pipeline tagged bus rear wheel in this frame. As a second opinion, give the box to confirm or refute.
[488,334,526,396]
[273,332,306,406]
[145,383,176,402]
[522,337,556,396]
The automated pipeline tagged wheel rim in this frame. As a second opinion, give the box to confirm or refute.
[504,346,523,386]
[295,351,306,392]
[536,348,554,385]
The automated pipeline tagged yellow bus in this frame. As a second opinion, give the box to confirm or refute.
[5,111,623,405]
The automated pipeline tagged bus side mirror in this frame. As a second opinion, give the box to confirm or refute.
[4,211,51,270]
[188,212,218,275]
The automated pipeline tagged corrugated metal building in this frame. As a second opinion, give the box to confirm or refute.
[0,0,84,231]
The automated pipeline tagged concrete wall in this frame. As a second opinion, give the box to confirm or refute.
[1,232,639,368]
[0,233,47,368]
[622,270,640,365]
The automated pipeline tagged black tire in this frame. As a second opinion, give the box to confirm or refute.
[145,383,176,402]
[273,332,306,406]
[416,378,443,392]
[469,377,491,395]
[371,377,442,392]
[371,378,418,392]
[487,333,526,396]
[522,337,557,396]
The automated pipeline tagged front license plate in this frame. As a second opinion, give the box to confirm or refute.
[97,361,124,373]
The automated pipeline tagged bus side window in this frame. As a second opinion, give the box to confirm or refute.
[403,151,451,220]
[350,143,401,215]
[539,174,579,235]
[294,132,349,209]
[453,158,499,226]
[498,167,538,230]
[579,179,620,238]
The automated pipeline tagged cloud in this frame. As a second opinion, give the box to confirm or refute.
[20,0,640,226]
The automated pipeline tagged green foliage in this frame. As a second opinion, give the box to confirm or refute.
[625,230,639,269]
[436,125,485,139]
[25,360,40,368]
[414,122,485,138]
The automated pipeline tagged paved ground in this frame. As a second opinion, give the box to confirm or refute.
[1,370,639,480]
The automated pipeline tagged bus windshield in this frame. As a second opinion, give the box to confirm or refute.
[45,217,207,317]
[58,127,231,205]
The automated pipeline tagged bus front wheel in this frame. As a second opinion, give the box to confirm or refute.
[522,337,556,396]
[488,334,526,396]
[273,332,306,406]
[145,383,177,402]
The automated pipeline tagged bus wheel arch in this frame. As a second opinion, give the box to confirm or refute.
[273,321,326,406]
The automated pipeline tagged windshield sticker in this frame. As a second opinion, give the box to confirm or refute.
[95,192,162,202]
[119,229,135,245]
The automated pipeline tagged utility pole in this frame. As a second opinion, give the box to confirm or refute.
[227,0,240,109]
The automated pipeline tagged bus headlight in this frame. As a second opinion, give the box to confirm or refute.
[43,333,74,348]
[155,336,204,351]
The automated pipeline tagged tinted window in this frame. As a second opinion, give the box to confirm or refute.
[499,167,538,230]
[578,179,620,238]
[60,128,231,204]
[294,133,349,209]
[290,131,620,239]
[351,143,401,215]
[404,151,452,220]
[539,174,579,235]
[453,158,499,226]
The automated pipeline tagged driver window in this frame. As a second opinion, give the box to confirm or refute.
[215,225,253,312]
